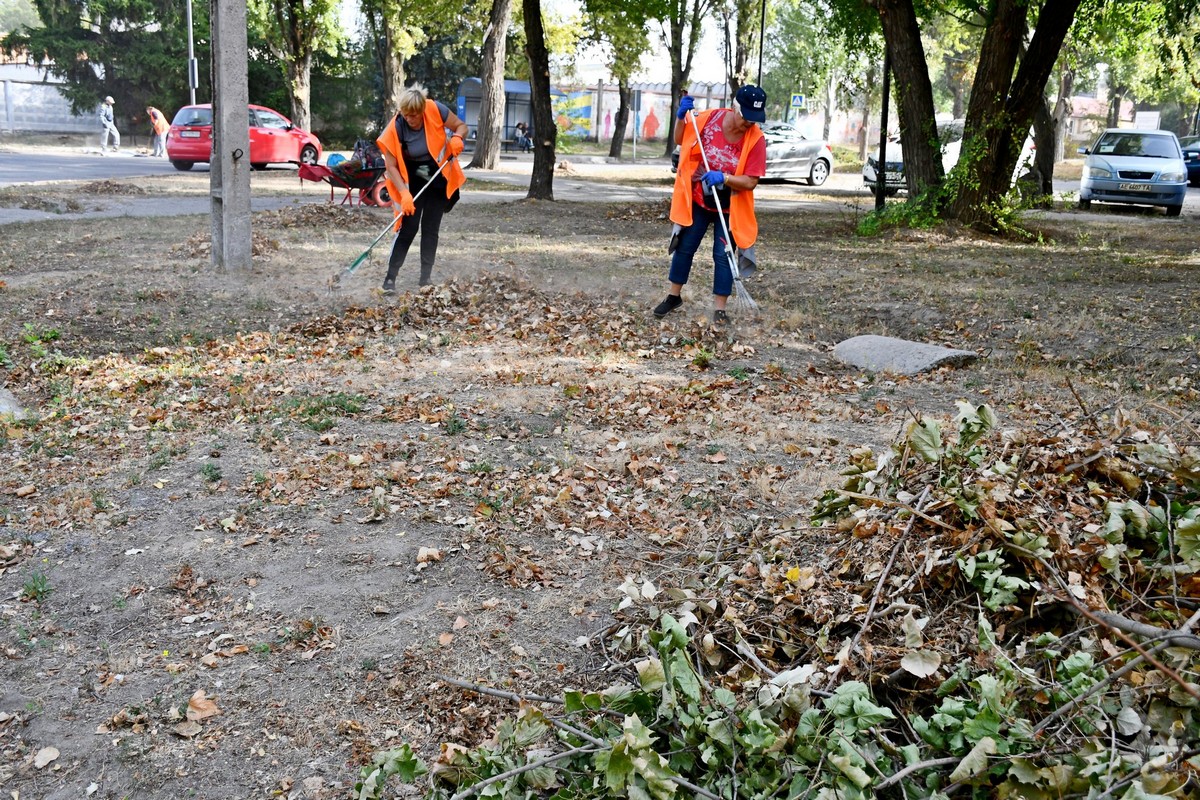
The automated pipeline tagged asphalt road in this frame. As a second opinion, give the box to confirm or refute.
[0,149,184,187]
[1,146,1196,222]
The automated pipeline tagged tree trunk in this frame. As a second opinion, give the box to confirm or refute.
[380,17,404,123]
[950,83,964,120]
[362,6,405,127]
[1052,68,1074,162]
[468,0,514,169]
[1106,87,1124,128]
[1030,96,1055,198]
[523,0,555,199]
[666,0,707,156]
[874,0,941,194]
[733,0,756,86]
[859,61,876,162]
[947,0,1080,225]
[822,72,835,141]
[286,55,312,132]
[609,80,630,158]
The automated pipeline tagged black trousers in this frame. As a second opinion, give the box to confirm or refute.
[386,167,448,287]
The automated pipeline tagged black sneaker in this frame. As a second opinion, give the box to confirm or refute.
[712,310,729,326]
[653,294,683,318]
[382,278,396,293]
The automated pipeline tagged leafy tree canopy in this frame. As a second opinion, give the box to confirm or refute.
[5,0,210,123]
[0,0,39,33]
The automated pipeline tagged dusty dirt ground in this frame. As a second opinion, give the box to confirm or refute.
[0,169,1198,799]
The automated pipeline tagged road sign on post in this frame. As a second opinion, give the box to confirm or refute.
[790,93,806,110]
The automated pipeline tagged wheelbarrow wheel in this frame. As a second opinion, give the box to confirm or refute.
[369,182,390,208]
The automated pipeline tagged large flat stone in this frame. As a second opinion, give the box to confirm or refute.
[834,335,979,376]
[0,388,27,419]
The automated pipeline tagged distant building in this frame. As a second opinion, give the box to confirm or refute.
[455,77,731,144]
[1,46,94,134]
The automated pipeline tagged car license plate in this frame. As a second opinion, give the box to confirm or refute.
[1117,182,1150,191]
[181,131,201,138]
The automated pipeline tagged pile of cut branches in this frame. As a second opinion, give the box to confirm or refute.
[359,403,1199,799]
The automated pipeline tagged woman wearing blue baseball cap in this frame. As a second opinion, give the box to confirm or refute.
[654,84,767,325]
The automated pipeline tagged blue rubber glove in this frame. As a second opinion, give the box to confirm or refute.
[676,95,694,120]
[702,170,725,190]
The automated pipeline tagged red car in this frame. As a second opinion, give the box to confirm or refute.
[166,103,322,171]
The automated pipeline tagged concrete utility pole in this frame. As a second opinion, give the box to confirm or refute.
[210,0,251,270]
[186,0,198,105]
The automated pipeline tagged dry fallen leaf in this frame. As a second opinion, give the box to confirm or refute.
[453,615,468,630]
[15,484,37,497]
[174,720,203,738]
[438,632,454,646]
[186,689,221,721]
[34,746,60,768]
[417,546,443,564]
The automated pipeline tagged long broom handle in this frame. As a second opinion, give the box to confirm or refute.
[350,156,455,268]
[686,111,742,282]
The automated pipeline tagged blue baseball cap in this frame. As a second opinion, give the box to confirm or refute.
[735,85,766,123]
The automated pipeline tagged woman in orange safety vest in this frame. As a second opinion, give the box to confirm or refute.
[654,85,768,326]
[376,84,468,290]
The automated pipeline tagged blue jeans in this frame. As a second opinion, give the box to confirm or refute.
[668,207,734,298]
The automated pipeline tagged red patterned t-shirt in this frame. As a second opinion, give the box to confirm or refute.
[691,109,767,211]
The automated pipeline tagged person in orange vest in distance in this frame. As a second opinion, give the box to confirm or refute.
[653,85,767,325]
[376,84,468,291]
[147,106,170,158]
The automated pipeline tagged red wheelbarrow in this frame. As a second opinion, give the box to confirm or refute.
[299,159,390,207]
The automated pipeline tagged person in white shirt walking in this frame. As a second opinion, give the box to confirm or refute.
[99,96,120,155]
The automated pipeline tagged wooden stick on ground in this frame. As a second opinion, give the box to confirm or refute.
[437,675,725,800]
[830,486,931,683]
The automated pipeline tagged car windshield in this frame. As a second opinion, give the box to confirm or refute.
[172,107,212,127]
[938,121,965,145]
[762,124,803,140]
[1094,132,1179,158]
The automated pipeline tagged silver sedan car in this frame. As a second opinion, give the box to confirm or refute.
[759,122,835,185]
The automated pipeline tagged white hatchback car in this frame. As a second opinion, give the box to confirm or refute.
[863,119,1035,196]
[1078,129,1187,217]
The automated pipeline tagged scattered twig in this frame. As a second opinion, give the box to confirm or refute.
[1088,609,1200,650]
[831,486,931,683]
[874,757,962,790]
[437,674,725,800]
[448,744,599,800]
[1033,607,1200,734]
[1003,542,1200,703]
[1093,747,1200,800]
[437,675,564,706]
[734,634,779,678]
[1065,376,1091,421]
[834,487,953,531]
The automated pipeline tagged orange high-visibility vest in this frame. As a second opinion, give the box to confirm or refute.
[670,109,763,248]
[149,108,170,135]
[376,100,466,214]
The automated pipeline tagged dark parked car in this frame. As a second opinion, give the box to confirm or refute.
[671,121,834,185]
[1180,135,1200,186]
[166,103,322,172]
